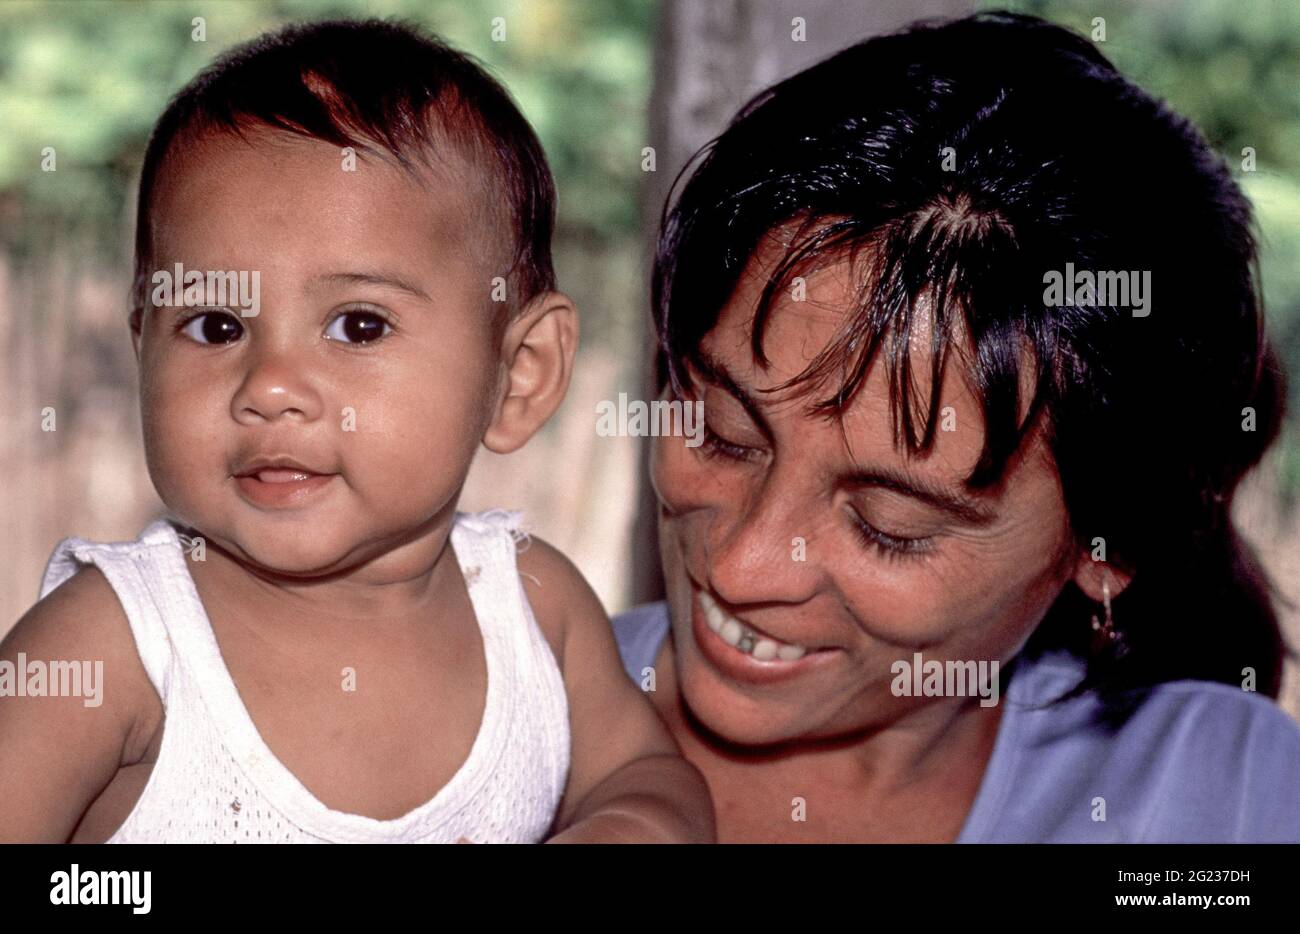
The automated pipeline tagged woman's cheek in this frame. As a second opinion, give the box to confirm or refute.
[838,551,980,649]
[650,434,735,516]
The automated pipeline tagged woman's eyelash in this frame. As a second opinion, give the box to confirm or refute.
[697,417,933,563]
[848,510,933,563]
[698,424,762,462]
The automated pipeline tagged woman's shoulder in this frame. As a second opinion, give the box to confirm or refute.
[1012,647,1300,755]
[985,649,1300,842]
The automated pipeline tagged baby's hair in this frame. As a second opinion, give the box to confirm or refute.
[130,17,556,320]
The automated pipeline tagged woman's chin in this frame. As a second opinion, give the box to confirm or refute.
[676,657,815,748]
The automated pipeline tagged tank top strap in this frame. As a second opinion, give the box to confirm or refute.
[451,508,531,548]
[449,508,530,658]
[38,517,189,702]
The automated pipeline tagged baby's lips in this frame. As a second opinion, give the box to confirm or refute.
[456,836,474,844]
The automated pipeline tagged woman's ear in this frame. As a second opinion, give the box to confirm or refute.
[1070,550,1135,602]
[482,291,578,455]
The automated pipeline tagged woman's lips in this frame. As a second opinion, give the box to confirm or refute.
[690,589,842,685]
[234,469,336,508]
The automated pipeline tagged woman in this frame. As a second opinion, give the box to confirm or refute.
[613,12,1300,842]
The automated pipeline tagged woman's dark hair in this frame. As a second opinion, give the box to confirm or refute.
[130,17,555,319]
[652,11,1292,712]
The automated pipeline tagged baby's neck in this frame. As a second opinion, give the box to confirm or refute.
[182,519,465,635]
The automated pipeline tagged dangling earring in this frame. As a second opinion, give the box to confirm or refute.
[1090,576,1128,658]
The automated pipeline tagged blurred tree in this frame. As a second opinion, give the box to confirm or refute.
[0,0,654,344]
[991,0,1300,503]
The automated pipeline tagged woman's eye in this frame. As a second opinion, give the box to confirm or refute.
[180,311,244,345]
[848,509,934,563]
[325,310,393,344]
[699,423,763,462]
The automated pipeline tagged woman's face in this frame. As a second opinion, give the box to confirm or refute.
[651,236,1083,746]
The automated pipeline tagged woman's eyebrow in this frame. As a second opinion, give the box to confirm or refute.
[845,466,998,526]
[311,270,431,302]
[691,349,994,524]
[691,349,768,426]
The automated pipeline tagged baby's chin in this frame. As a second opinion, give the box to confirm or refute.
[219,526,369,578]
[173,508,377,579]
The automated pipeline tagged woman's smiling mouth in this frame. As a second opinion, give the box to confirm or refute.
[699,589,809,660]
[692,588,843,684]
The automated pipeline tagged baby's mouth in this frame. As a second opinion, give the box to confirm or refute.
[232,456,337,507]
[245,467,320,483]
[232,454,331,479]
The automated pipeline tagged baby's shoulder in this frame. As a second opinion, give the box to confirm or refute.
[16,564,130,660]
[5,566,161,761]
[452,509,608,677]
[513,534,602,668]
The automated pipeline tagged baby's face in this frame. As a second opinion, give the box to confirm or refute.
[134,128,502,576]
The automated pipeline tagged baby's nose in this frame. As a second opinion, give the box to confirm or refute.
[230,353,324,424]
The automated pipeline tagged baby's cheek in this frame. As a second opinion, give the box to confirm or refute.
[139,371,220,499]
[348,391,482,505]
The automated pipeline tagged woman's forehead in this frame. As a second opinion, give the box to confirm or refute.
[713,244,974,403]
[703,241,1045,482]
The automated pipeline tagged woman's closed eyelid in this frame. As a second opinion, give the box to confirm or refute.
[699,422,765,461]
[846,505,937,561]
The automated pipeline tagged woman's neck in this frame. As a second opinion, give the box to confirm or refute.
[650,631,1004,842]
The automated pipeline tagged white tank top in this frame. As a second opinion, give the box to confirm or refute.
[38,509,571,843]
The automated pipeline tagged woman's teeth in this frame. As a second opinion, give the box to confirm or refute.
[698,590,808,661]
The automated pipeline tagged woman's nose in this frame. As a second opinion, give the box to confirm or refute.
[230,343,324,425]
[704,478,822,607]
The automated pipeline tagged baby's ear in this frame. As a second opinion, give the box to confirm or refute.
[482,291,578,455]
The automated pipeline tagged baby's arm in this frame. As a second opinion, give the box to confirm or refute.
[517,540,715,843]
[0,567,156,842]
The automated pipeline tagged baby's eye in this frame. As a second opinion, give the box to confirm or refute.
[325,310,393,344]
[180,311,244,345]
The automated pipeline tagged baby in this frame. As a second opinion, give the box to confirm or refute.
[0,19,713,843]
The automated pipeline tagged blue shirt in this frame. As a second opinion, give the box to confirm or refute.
[611,602,1300,842]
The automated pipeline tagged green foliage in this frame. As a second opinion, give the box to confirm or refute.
[4,0,1297,491]
[0,0,654,264]
[988,0,1300,499]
